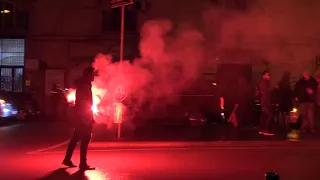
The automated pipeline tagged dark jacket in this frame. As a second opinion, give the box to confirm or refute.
[277,79,293,111]
[74,76,93,125]
[258,78,272,105]
[294,77,318,102]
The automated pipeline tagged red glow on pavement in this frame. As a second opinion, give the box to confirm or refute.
[66,168,108,180]
[85,170,108,180]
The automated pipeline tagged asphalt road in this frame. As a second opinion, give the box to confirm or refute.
[1,121,320,180]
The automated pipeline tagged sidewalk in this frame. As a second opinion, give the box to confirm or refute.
[92,124,286,142]
[92,123,320,143]
[88,140,320,149]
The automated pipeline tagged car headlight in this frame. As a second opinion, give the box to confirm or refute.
[0,99,6,106]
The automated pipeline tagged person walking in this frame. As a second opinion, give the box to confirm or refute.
[276,72,293,128]
[257,71,274,135]
[62,67,95,170]
[294,71,318,133]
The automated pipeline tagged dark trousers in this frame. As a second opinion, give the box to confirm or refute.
[64,124,93,165]
[300,102,315,130]
[260,110,272,131]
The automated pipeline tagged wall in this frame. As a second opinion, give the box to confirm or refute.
[23,0,320,112]
[136,0,320,84]
[24,0,139,114]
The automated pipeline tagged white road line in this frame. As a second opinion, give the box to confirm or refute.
[26,146,320,155]
[26,140,70,155]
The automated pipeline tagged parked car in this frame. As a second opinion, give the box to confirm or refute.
[0,98,18,118]
[0,91,40,121]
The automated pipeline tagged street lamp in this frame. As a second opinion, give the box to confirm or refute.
[0,9,10,14]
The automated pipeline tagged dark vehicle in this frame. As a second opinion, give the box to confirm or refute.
[128,78,226,127]
[0,91,40,121]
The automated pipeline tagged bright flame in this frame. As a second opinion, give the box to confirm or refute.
[66,87,102,115]
[66,85,124,124]
[67,89,76,104]
[291,108,298,113]
[114,103,123,123]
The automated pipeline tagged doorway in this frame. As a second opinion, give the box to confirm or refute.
[0,67,23,92]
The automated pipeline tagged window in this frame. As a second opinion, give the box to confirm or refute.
[0,2,29,30]
[0,39,24,66]
[0,39,24,92]
[102,7,137,31]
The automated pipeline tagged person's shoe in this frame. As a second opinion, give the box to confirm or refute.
[79,163,95,171]
[62,159,77,167]
[263,132,275,136]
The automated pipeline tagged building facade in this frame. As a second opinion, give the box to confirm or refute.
[24,0,142,113]
[136,0,320,83]
[1,0,320,113]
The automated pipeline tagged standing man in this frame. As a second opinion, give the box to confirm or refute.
[294,71,318,133]
[62,67,95,170]
[257,71,274,135]
[235,76,252,127]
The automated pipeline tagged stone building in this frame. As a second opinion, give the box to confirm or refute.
[1,0,320,114]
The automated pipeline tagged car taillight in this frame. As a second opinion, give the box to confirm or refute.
[220,97,224,110]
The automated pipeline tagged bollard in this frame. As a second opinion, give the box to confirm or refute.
[265,172,279,180]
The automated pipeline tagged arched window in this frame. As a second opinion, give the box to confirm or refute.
[0,1,28,30]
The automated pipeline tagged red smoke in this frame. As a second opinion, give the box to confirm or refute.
[88,19,205,126]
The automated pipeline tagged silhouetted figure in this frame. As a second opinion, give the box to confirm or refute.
[276,72,293,126]
[315,75,320,123]
[294,71,318,132]
[235,77,252,127]
[257,71,274,135]
[63,67,95,170]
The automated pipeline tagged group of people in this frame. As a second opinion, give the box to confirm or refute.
[257,70,319,135]
[60,66,320,169]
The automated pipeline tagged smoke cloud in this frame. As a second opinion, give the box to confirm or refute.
[90,1,317,126]
[91,18,205,126]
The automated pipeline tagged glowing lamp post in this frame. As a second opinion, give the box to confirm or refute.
[0,9,10,14]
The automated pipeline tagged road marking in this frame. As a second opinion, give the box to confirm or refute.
[26,140,70,155]
[26,146,320,155]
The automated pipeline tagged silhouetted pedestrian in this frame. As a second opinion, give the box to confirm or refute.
[257,71,274,135]
[294,71,318,132]
[62,67,95,170]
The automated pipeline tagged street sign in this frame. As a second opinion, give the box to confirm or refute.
[111,0,134,8]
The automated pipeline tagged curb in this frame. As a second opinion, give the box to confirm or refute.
[88,140,319,148]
